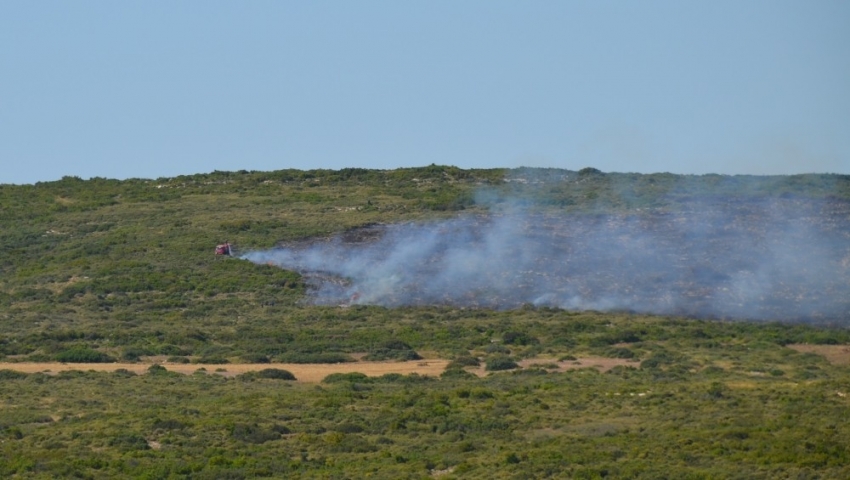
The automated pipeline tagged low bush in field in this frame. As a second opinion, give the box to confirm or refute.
[485,344,511,355]
[121,347,153,362]
[322,372,371,384]
[363,340,422,361]
[502,331,539,346]
[237,368,296,381]
[447,355,481,369]
[254,368,296,380]
[231,423,282,444]
[606,347,636,359]
[147,364,171,375]
[441,367,477,379]
[157,344,190,356]
[108,434,149,452]
[240,353,270,363]
[55,347,115,363]
[193,356,229,364]
[485,356,519,371]
[0,369,28,380]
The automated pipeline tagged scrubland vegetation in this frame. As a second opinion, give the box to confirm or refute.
[1,166,849,478]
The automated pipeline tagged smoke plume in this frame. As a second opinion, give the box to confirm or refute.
[242,197,850,323]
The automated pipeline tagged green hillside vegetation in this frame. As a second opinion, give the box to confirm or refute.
[1,166,849,478]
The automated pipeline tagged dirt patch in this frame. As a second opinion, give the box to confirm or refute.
[0,356,637,381]
[465,357,638,377]
[787,344,850,366]
[0,360,451,383]
[520,357,638,372]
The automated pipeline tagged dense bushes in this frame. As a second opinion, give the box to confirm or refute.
[231,423,285,444]
[0,369,28,380]
[323,372,371,384]
[447,355,481,369]
[485,356,519,371]
[121,347,153,362]
[502,331,539,346]
[55,347,114,363]
[363,340,422,361]
[238,368,298,381]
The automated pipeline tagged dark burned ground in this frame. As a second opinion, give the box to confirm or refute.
[249,197,850,323]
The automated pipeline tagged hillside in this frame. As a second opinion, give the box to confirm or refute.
[1,166,850,478]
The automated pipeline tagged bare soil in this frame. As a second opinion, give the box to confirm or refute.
[0,356,636,382]
[787,344,850,366]
[518,356,638,372]
[0,360,451,383]
[465,356,638,377]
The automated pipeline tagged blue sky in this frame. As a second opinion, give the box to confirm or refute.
[2,1,848,184]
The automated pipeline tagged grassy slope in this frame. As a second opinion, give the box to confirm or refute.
[1,166,849,478]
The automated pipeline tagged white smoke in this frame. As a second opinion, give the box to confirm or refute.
[242,197,850,323]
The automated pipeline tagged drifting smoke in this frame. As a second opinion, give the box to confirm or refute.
[242,197,850,323]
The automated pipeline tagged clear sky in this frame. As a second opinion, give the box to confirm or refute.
[2,1,848,184]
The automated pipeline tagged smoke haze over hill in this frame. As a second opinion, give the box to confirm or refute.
[243,197,850,323]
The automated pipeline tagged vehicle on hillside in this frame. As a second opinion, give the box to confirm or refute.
[215,242,233,256]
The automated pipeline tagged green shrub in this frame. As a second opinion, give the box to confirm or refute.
[441,368,476,379]
[375,372,433,384]
[606,347,636,359]
[322,372,371,384]
[707,381,726,399]
[469,388,494,399]
[363,340,422,361]
[256,368,296,380]
[240,353,270,363]
[231,423,280,444]
[447,355,480,368]
[640,352,675,369]
[193,356,229,364]
[0,369,28,380]
[334,422,364,433]
[485,344,511,355]
[55,347,115,363]
[152,419,187,430]
[121,347,153,362]
[502,331,539,346]
[108,434,149,451]
[485,356,519,371]
[157,344,190,356]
